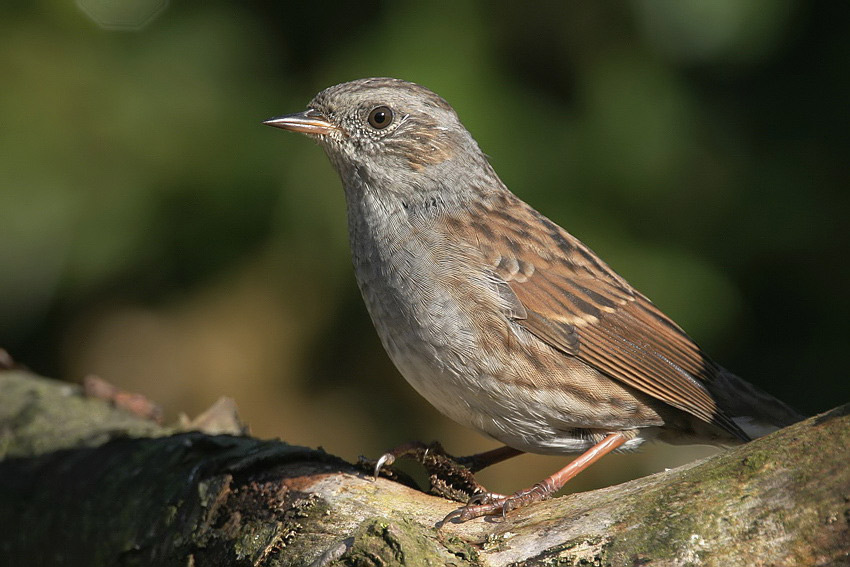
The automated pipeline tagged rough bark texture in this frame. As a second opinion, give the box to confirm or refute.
[1,369,848,566]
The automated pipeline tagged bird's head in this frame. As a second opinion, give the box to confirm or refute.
[265,78,491,193]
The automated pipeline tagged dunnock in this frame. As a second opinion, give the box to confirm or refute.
[265,78,802,522]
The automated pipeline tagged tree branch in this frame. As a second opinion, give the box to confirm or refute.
[1,369,847,566]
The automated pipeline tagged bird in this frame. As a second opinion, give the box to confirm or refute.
[264,77,802,522]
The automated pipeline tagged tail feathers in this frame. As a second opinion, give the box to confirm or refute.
[710,369,805,439]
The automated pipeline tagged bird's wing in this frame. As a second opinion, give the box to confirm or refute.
[451,193,748,441]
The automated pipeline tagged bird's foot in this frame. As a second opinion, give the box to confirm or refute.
[358,440,440,479]
[357,440,489,502]
[441,433,629,523]
[369,441,429,477]
[442,483,551,524]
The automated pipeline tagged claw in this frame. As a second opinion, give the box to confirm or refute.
[440,508,465,525]
[373,452,395,479]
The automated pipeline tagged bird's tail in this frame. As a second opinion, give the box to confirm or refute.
[709,369,805,439]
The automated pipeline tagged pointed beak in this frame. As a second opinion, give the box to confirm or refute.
[263,109,338,135]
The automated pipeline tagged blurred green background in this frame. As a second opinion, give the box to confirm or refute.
[1,1,847,494]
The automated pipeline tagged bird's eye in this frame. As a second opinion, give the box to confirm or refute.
[367,106,394,129]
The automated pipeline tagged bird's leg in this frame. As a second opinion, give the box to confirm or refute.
[455,445,525,473]
[442,432,627,523]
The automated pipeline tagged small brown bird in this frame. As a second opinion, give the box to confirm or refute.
[265,78,802,522]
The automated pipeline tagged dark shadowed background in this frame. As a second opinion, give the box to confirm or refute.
[1,1,847,494]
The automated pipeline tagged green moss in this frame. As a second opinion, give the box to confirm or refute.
[600,428,822,564]
[0,372,165,458]
[518,536,607,566]
[338,517,478,567]
[441,535,480,563]
[606,488,705,563]
[480,532,511,553]
[740,450,770,474]
[233,520,283,560]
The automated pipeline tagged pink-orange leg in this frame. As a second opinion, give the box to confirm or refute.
[443,432,628,523]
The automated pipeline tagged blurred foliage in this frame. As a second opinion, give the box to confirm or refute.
[1,1,847,493]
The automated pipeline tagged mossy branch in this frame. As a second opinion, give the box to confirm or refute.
[1,369,848,566]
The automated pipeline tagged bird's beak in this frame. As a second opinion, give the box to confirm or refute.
[263,109,338,135]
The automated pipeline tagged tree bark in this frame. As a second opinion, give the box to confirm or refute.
[1,368,848,566]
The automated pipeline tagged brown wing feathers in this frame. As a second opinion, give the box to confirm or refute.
[463,195,750,441]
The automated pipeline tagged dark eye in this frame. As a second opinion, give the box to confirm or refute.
[367,106,394,129]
